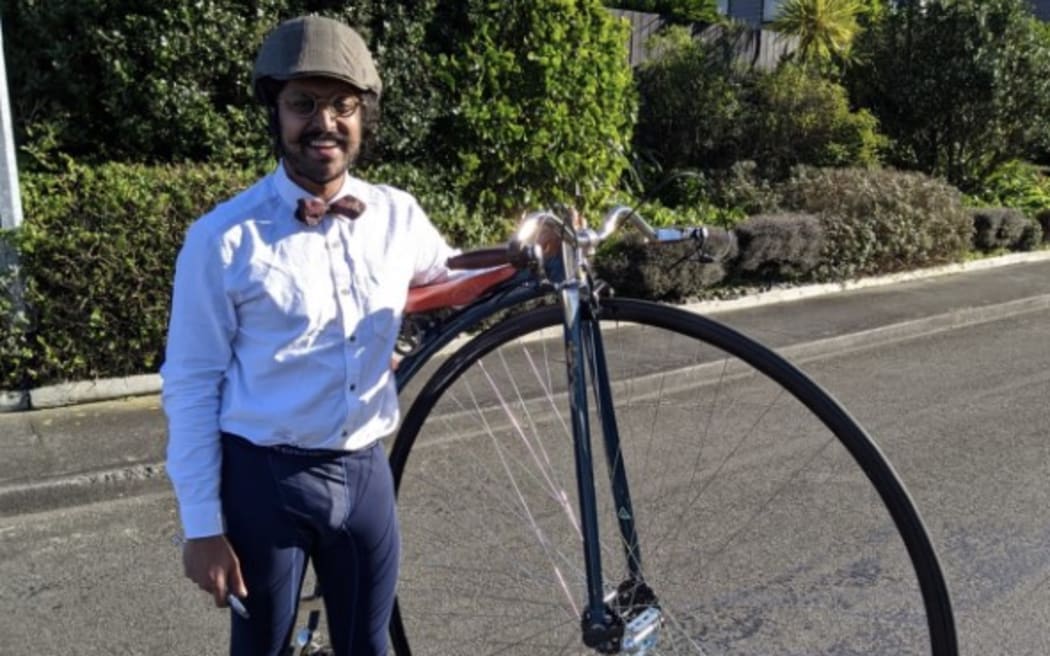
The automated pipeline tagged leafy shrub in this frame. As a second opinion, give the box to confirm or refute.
[633,26,749,174]
[971,160,1050,218]
[847,0,1050,190]
[710,162,784,217]
[0,239,31,390]
[971,208,1044,252]
[634,30,885,186]
[433,0,636,215]
[647,162,780,224]
[778,167,974,279]
[744,64,885,179]
[733,212,824,281]
[360,162,512,247]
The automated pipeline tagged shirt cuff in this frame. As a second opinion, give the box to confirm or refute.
[179,500,226,539]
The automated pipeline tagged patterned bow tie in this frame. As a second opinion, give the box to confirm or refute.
[295,195,366,227]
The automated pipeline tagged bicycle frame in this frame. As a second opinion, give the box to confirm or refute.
[392,239,653,653]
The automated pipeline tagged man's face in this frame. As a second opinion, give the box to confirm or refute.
[277,77,362,197]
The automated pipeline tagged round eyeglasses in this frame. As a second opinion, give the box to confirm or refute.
[281,92,361,119]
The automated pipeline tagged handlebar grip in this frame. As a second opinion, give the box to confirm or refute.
[447,247,511,270]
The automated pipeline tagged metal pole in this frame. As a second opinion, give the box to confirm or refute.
[0,18,23,231]
[0,18,27,404]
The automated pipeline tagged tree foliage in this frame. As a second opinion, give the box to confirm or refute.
[770,0,864,68]
[744,64,884,178]
[847,0,1050,190]
[434,0,637,214]
[3,0,270,168]
[603,0,721,23]
[634,28,883,185]
[1,0,449,169]
[633,26,749,173]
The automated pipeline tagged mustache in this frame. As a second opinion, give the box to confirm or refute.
[298,131,349,147]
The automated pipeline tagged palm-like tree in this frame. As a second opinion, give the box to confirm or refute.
[770,0,865,66]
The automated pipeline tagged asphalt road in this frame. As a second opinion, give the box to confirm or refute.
[0,306,1048,655]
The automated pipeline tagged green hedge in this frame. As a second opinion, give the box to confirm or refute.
[0,160,504,390]
[0,162,1038,391]
[732,212,824,282]
[778,167,975,279]
[971,208,1044,252]
[434,0,636,214]
[2,0,440,168]
[0,162,262,389]
[5,0,637,218]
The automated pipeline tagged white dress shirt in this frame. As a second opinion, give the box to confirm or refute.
[161,163,457,538]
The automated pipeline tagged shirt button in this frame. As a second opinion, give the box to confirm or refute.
[340,288,351,296]
[348,334,356,342]
[349,384,357,391]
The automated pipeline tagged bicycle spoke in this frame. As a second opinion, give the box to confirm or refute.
[392,301,953,655]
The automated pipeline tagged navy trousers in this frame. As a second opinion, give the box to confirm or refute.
[220,432,400,656]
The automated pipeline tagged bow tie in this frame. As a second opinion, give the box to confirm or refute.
[295,195,366,226]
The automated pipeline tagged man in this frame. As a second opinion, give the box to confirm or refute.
[161,15,457,655]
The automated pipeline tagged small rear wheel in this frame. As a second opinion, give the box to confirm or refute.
[389,299,956,655]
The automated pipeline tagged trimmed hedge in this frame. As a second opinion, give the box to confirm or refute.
[1037,209,1050,244]
[971,208,1044,252]
[733,212,824,281]
[0,163,261,389]
[0,160,501,390]
[777,167,975,279]
[594,238,730,303]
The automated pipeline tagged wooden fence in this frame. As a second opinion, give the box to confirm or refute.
[607,8,797,70]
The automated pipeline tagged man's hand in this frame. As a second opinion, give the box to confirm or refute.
[182,534,248,607]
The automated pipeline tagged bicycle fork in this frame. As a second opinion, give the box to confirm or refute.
[560,279,662,654]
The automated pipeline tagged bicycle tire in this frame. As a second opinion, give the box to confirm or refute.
[389,298,956,655]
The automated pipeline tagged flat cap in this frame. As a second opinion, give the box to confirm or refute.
[253,15,382,99]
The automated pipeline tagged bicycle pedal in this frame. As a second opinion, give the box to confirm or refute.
[621,606,662,654]
[292,628,331,655]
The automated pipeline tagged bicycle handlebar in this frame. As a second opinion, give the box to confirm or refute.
[447,206,736,271]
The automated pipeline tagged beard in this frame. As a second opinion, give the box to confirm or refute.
[281,129,361,189]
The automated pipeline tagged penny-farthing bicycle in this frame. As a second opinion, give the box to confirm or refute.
[291,205,957,656]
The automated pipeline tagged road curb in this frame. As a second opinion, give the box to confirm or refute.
[681,249,1050,316]
[0,462,169,518]
[776,293,1050,364]
[3,249,1050,413]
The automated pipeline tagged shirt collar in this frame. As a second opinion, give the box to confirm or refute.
[272,162,370,219]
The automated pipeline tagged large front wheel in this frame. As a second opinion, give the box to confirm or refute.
[389,299,956,655]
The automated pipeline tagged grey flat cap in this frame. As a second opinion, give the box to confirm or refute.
[253,15,382,99]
